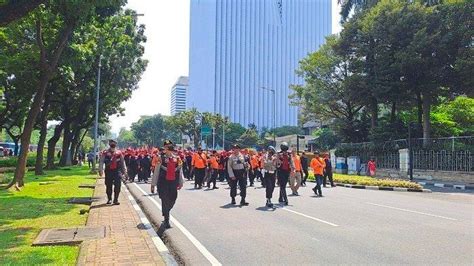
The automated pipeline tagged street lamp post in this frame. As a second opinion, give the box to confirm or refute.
[91,55,102,173]
[260,87,276,146]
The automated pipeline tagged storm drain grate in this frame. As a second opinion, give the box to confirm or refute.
[32,226,107,246]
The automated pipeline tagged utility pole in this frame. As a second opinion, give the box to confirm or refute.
[260,87,276,146]
[212,127,216,150]
[91,55,102,173]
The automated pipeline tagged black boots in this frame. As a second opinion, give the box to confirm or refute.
[240,198,249,206]
[231,197,236,205]
[266,199,273,208]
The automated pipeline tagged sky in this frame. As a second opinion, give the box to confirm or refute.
[110,0,342,134]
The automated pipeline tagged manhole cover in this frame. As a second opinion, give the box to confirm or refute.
[32,226,107,246]
[78,184,96,189]
[67,197,100,205]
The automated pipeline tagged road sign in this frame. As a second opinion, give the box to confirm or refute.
[201,126,212,137]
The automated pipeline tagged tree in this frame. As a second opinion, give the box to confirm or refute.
[431,96,474,137]
[131,115,166,146]
[117,127,137,148]
[273,126,304,137]
[0,0,45,26]
[6,0,126,188]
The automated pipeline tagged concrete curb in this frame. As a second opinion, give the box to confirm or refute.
[123,184,178,266]
[334,183,432,193]
[417,181,474,190]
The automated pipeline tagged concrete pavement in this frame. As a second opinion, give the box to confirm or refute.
[129,179,474,265]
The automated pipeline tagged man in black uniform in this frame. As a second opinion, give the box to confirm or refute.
[139,152,152,183]
[151,140,184,229]
[99,139,127,205]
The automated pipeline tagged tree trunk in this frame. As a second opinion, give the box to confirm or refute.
[390,101,397,124]
[416,92,423,130]
[46,122,64,169]
[59,122,72,166]
[35,97,50,175]
[10,19,75,189]
[422,93,431,146]
[370,100,378,130]
[13,138,19,156]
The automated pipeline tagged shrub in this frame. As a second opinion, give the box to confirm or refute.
[307,172,422,189]
[0,157,36,168]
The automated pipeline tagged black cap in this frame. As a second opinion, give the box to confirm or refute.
[109,139,117,144]
[163,140,174,146]
[232,144,240,149]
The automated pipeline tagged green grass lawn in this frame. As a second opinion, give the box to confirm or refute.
[308,172,423,189]
[0,166,96,265]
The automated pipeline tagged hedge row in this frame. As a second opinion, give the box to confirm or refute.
[308,172,422,189]
[0,157,36,168]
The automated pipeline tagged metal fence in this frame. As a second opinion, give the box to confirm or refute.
[336,136,474,172]
[413,150,473,172]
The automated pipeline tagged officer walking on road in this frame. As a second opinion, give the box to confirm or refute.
[227,144,249,206]
[276,142,294,205]
[263,146,278,207]
[151,140,184,229]
[99,139,127,205]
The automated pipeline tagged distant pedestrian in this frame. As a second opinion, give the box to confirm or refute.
[263,146,278,207]
[191,147,207,189]
[207,151,219,189]
[276,142,294,205]
[310,151,325,197]
[368,158,376,177]
[323,154,335,187]
[87,152,94,168]
[151,140,184,229]
[290,150,302,196]
[227,144,249,206]
[300,152,309,186]
[99,139,127,205]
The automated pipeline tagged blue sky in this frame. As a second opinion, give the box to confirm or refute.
[110,0,341,133]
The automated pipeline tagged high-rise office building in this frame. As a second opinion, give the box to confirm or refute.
[188,0,332,128]
[170,76,189,115]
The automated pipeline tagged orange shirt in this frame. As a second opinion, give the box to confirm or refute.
[210,156,219,169]
[310,157,326,176]
[192,153,207,169]
[293,155,302,172]
[250,155,260,169]
[151,154,160,169]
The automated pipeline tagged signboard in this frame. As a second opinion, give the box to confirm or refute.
[201,126,212,137]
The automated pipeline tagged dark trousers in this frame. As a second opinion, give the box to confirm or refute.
[323,171,334,187]
[105,170,121,201]
[218,169,226,181]
[249,169,257,186]
[264,172,276,199]
[229,169,247,199]
[302,167,309,185]
[158,181,178,220]
[207,169,218,188]
[128,169,136,182]
[194,168,205,188]
[88,159,93,168]
[278,170,290,203]
[314,174,323,196]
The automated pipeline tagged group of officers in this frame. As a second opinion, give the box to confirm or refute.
[99,139,334,229]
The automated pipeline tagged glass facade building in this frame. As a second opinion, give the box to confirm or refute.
[170,76,189,115]
[188,0,332,128]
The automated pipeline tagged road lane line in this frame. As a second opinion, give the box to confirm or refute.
[366,202,458,221]
[134,183,222,266]
[282,208,339,227]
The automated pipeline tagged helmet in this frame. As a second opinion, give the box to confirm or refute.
[280,142,289,151]
[267,146,276,153]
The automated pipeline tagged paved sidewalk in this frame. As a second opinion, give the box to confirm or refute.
[77,178,165,266]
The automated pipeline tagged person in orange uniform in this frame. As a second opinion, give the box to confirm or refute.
[192,146,207,189]
[310,150,326,197]
[207,151,220,189]
[290,150,303,196]
[249,150,260,187]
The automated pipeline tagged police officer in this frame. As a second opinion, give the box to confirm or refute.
[263,146,278,207]
[227,144,249,206]
[151,140,184,229]
[276,142,294,205]
[99,139,127,205]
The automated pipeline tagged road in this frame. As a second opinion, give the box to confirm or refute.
[130,179,474,265]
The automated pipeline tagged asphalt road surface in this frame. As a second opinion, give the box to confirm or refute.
[132,179,474,265]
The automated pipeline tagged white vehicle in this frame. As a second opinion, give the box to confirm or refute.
[0,146,4,157]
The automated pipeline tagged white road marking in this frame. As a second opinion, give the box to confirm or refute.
[134,183,222,266]
[366,202,458,221]
[281,207,339,227]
